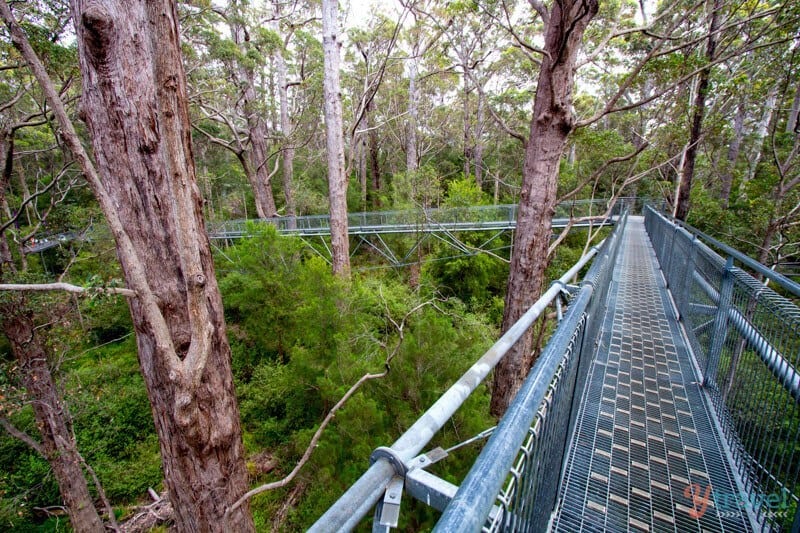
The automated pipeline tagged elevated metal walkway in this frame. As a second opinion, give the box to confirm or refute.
[313,207,800,532]
[26,200,616,268]
[553,217,752,531]
[208,200,617,268]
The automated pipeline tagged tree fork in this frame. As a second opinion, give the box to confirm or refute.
[0,1,255,530]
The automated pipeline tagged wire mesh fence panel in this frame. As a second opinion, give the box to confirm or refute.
[645,207,800,531]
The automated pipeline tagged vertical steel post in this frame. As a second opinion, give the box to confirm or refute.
[664,224,680,288]
[678,234,699,320]
[705,256,734,387]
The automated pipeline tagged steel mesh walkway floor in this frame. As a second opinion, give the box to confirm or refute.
[552,217,753,532]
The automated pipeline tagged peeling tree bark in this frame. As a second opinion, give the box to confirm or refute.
[2,1,255,530]
[491,0,599,416]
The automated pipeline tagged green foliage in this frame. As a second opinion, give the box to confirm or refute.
[390,165,443,208]
[443,177,489,207]
[216,228,497,529]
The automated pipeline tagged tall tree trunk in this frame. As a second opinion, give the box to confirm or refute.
[322,0,350,276]
[748,86,778,180]
[490,0,599,416]
[463,78,471,180]
[787,82,800,134]
[230,9,277,219]
[243,84,278,218]
[674,0,722,221]
[406,56,419,174]
[720,103,745,208]
[2,303,104,533]
[1,2,256,530]
[275,36,296,226]
[757,218,778,266]
[358,127,367,208]
[475,87,484,188]
[367,97,381,207]
[0,133,13,270]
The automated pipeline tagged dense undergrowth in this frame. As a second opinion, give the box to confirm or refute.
[0,216,597,531]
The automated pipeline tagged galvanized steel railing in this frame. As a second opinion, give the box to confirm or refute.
[310,211,629,532]
[435,210,628,532]
[645,206,800,531]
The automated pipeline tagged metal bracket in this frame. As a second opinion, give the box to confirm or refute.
[408,447,448,472]
[369,448,408,531]
[375,475,404,529]
[550,279,579,296]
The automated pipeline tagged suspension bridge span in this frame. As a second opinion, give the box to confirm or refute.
[312,207,800,532]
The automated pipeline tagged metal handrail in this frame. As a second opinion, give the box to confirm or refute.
[661,211,800,298]
[208,199,616,239]
[644,206,800,531]
[310,215,625,532]
[435,210,629,531]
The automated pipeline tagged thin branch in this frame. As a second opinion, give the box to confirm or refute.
[0,416,45,456]
[0,163,73,235]
[0,282,136,297]
[558,141,649,203]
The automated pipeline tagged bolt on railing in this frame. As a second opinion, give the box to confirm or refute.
[309,211,629,532]
[645,206,800,532]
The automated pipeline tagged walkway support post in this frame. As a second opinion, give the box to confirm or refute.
[704,256,734,386]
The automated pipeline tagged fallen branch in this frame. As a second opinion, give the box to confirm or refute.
[120,491,173,533]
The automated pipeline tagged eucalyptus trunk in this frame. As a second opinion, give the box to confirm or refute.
[322,0,350,276]
[230,10,277,219]
[10,1,256,529]
[406,56,419,174]
[275,38,296,225]
[368,97,381,207]
[787,82,800,134]
[475,89,484,188]
[675,0,722,221]
[720,104,745,208]
[1,302,104,533]
[491,0,599,416]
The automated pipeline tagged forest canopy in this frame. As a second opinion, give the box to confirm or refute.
[0,0,798,530]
